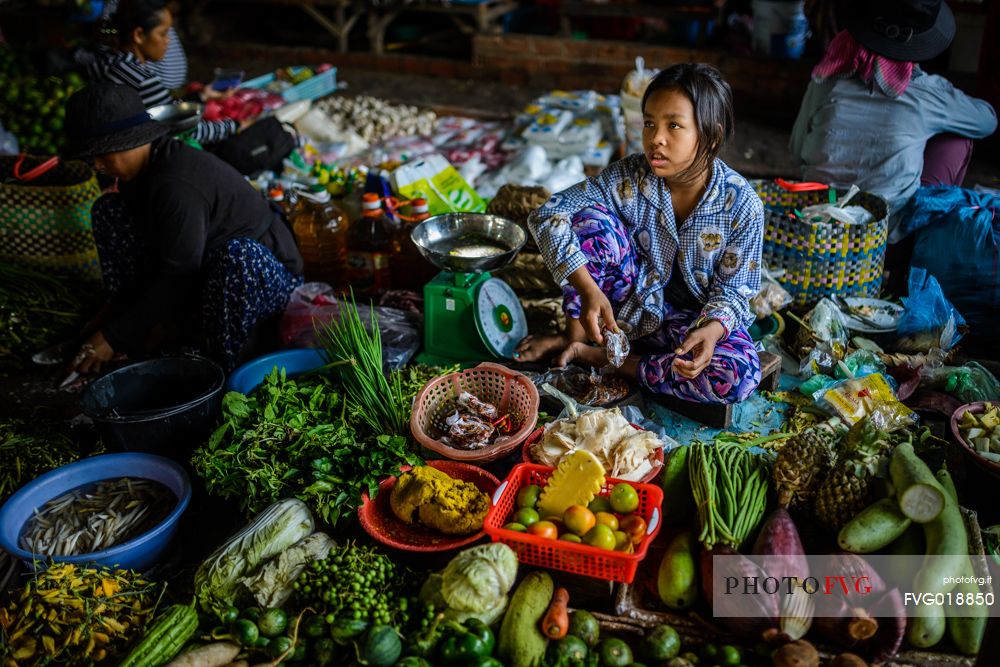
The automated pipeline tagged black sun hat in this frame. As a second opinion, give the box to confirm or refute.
[847,0,955,62]
[65,82,169,159]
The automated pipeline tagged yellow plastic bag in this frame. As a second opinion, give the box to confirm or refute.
[391,154,485,215]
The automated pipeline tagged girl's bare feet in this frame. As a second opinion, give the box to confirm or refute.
[513,333,570,363]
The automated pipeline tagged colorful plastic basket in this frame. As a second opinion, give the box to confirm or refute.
[410,363,539,463]
[752,179,889,307]
[358,460,500,552]
[521,425,665,484]
[483,463,663,583]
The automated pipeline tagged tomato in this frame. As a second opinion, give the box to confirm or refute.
[563,505,597,536]
[588,496,613,514]
[503,522,527,532]
[583,524,616,550]
[513,507,540,527]
[527,520,559,540]
[613,530,629,550]
[620,514,648,545]
[594,512,619,531]
[609,483,639,514]
[559,533,583,544]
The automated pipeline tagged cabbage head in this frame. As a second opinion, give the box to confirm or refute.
[440,544,518,614]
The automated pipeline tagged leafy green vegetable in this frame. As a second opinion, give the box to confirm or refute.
[420,544,518,625]
[0,418,104,503]
[191,366,424,525]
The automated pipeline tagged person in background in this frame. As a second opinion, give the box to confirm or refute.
[104,0,188,90]
[64,83,303,374]
[789,0,996,275]
[87,0,239,144]
[517,63,764,405]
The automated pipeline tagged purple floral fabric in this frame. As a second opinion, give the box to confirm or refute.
[563,205,761,404]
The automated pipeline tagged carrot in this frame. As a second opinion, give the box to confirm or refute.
[541,587,570,640]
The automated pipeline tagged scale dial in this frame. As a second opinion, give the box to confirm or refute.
[474,278,527,359]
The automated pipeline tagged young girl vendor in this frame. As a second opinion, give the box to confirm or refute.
[517,63,764,405]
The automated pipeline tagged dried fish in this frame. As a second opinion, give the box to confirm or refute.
[19,478,174,557]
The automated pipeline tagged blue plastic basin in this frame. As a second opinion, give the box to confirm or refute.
[225,348,327,394]
[0,453,192,571]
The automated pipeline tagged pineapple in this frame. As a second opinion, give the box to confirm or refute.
[814,420,892,529]
[773,418,847,507]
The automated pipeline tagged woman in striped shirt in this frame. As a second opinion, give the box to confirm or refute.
[88,0,238,145]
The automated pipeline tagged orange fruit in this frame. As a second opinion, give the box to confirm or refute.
[609,483,640,514]
[613,530,630,550]
[563,505,597,536]
[620,514,648,545]
[527,520,559,540]
[595,512,619,531]
[583,524,616,550]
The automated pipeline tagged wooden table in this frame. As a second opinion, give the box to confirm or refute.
[189,0,366,52]
[366,0,519,55]
[557,0,720,46]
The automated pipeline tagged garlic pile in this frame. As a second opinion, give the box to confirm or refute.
[317,95,436,143]
[529,407,664,482]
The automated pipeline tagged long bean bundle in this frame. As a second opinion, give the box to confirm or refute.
[689,441,771,549]
[316,296,408,437]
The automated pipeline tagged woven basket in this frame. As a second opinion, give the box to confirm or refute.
[752,179,889,307]
[409,362,539,463]
[0,156,102,281]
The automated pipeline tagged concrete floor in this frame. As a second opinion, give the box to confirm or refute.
[187,52,999,188]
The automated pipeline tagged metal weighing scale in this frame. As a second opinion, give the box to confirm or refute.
[411,213,528,364]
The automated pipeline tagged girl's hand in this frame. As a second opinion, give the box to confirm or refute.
[69,331,114,375]
[578,284,616,346]
[672,320,725,379]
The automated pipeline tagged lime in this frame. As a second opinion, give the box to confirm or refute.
[639,624,680,662]
[701,643,719,661]
[503,522,527,532]
[588,496,613,514]
[547,635,589,664]
[609,483,640,514]
[597,638,632,667]
[718,644,741,666]
[559,533,582,544]
[517,484,542,509]
[567,610,600,647]
[513,507,540,527]
[583,524,616,551]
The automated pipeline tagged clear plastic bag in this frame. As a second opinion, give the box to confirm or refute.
[751,265,793,319]
[921,362,1000,404]
[815,373,917,428]
[279,282,419,370]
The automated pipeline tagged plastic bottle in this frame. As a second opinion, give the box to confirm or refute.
[268,184,299,219]
[291,184,349,292]
[390,197,437,289]
[347,192,393,296]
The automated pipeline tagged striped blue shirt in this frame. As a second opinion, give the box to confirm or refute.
[528,154,765,338]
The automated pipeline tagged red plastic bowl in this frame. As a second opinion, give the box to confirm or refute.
[950,401,1000,478]
[358,460,501,552]
[521,424,665,484]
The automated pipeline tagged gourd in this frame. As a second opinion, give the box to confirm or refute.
[117,602,199,667]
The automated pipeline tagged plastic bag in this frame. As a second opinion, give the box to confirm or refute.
[620,56,659,154]
[816,373,917,428]
[751,265,793,318]
[391,153,485,215]
[896,267,966,352]
[921,362,1000,404]
[799,185,874,225]
[279,282,419,370]
[0,122,18,156]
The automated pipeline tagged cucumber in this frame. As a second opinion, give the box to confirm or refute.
[838,498,911,554]
[908,604,946,648]
[661,446,693,525]
[118,602,199,667]
[657,530,698,611]
[889,443,945,523]
[498,571,553,667]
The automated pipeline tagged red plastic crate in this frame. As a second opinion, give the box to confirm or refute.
[483,463,663,583]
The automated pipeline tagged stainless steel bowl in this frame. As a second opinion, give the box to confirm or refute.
[411,213,526,274]
[147,102,203,135]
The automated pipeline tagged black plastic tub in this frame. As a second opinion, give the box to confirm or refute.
[80,357,225,457]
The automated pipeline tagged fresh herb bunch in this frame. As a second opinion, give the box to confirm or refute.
[293,542,418,631]
[0,261,96,370]
[191,368,421,526]
[0,418,104,503]
[316,296,408,437]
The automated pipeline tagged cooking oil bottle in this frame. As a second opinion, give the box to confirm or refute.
[347,192,392,297]
[390,197,437,289]
[291,184,349,292]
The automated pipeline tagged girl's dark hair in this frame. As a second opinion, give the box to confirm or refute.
[108,0,169,44]
[641,63,734,184]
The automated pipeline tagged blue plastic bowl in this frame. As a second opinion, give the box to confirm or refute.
[0,453,191,571]
[225,348,327,394]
